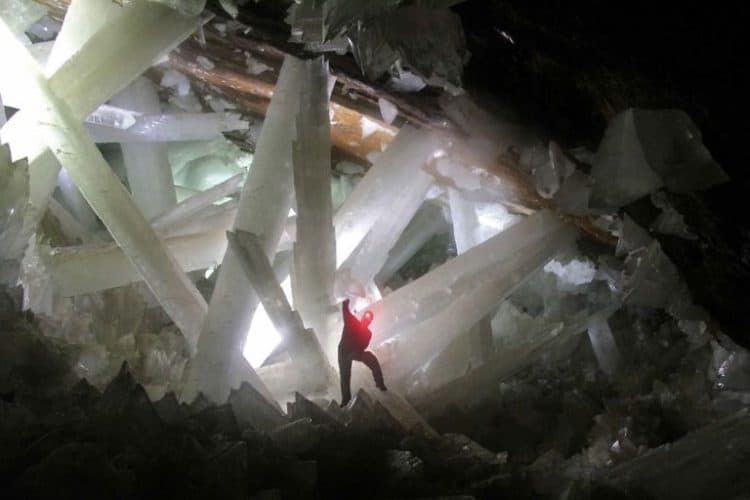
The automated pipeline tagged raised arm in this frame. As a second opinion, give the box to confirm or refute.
[342,298,354,323]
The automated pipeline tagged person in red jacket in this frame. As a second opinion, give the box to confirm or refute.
[339,298,386,406]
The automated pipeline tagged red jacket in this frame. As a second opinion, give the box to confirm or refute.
[341,299,372,352]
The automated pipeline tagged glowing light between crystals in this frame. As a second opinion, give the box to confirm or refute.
[242,275,292,368]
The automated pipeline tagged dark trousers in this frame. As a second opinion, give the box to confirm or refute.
[338,343,385,405]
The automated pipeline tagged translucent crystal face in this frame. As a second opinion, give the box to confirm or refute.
[243,276,292,369]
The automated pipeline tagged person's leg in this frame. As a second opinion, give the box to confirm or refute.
[338,344,353,406]
[353,350,387,391]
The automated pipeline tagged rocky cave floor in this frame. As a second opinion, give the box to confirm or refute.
[3,282,750,500]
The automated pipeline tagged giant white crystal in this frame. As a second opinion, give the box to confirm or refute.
[0,19,208,350]
[290,57,338,358]
[0,0,201,259]
[151,173,242,232]
[47,230,228,297]
[85,110,249,143]
[366,210,571,346]
[157,199,238,239]
[182,56,305,405]
[334,125,442,266]
[371,214,577,384]
[412,305,617,410]
[336,164,433,301]
[111,77,177,218]
[228,230,331,388]
[54,167,99,231]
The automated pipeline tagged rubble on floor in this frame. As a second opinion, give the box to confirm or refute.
[0,324,517,498]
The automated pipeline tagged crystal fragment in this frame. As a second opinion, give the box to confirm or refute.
[533,142,575,199]
[244,52,273,75]
[552,170,592,216]
[387,69,427,92]
[586,314,620,376]
[543,258,596,287]
[615,214,652,257]
[271,418,321,455]
[434,157,480,191]
[228,381,287,432]
[631,109,728,192]
[160,69,191,96]
[196,55,215,70]
[287,391,342,427]
[168,91,203,112]
[650,191,696,240]
[378,97,398,124]
[623,241,681,310]
[85,104,139,130]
